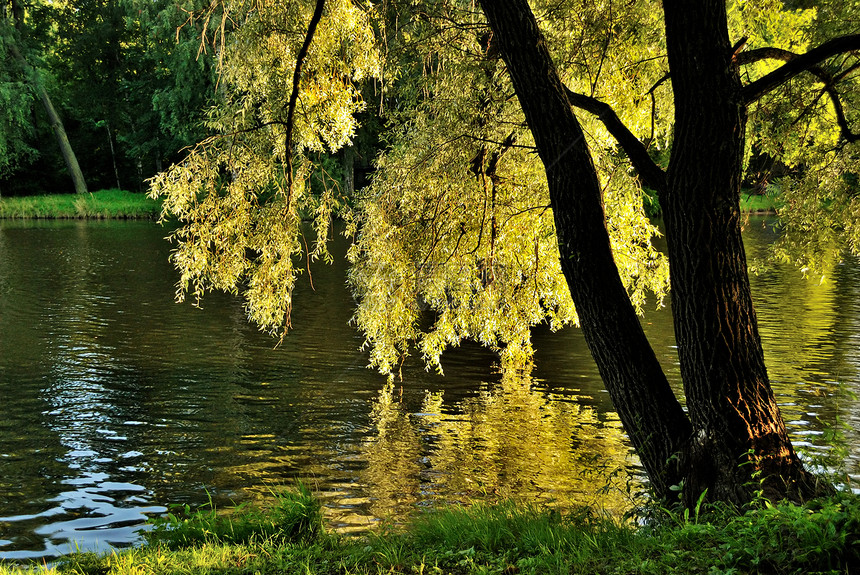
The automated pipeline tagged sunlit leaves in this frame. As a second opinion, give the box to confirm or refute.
[769,145,860,280]
[733,0,860,276]
[349,1,668,374]
[150,0,380,334]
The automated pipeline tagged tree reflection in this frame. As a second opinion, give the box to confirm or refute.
[362,370,638,522]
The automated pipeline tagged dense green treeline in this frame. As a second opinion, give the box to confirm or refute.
[0,0,385,197]
[0,0,216,195]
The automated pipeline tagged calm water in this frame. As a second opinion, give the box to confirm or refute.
[0,218,858,560]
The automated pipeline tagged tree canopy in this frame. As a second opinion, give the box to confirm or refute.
[12,0,850,505]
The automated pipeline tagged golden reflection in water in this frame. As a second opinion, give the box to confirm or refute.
[362,370,638,523]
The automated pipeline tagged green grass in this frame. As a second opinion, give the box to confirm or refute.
[0,189,161,219]
[740,190,778,213]
[2,487,858,575]
[643,187,778,217]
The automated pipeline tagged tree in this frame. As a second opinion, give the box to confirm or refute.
[1,0,88,194]
[152,0,860,506]
[149,0,381,327]
[477,0,859,503]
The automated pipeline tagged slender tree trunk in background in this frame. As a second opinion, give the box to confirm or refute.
[341,145,355,196]
[105,120,122,190]
[9,44,88,195]
[661,0,821,502]
[478,0,693,500]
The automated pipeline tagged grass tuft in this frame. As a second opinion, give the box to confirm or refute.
[143,483,323,549]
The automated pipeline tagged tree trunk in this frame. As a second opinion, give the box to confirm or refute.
[105,119,122,191]
[9,43,88,195]
[480,0,828,506]
[661,0,821,503]
[478,0,692,500]
[341,145,355,196]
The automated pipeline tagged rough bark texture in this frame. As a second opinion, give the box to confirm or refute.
[479,0,692,500]
[661,0,822,503]
[480,0,831,506]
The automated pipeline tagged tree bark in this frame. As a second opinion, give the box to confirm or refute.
[661,0,820,503]
[480,0,831,505]
[10,43,88,195]
[478,0,692,500]
[341,145,355,196]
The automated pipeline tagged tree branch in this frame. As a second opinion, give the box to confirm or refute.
[285,0,325,196]
[739,43,860,142]
[563,87,667,193]
[740,34,860,104]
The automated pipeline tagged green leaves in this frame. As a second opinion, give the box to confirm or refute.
[348,0,669,373]
[150,0,380,334]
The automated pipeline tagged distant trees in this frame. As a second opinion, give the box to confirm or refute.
[0,0,217,194]
[1,0,87,194]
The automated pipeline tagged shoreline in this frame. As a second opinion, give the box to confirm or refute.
[0,190,161,220]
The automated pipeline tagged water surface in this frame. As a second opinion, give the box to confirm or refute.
[0,218,857,560]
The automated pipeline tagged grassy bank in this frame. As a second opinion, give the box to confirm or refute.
[740,191,778,213]
[643,188,778,217]
[0,190,160,219]
[3,487,858,575]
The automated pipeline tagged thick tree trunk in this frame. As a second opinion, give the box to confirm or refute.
[10,44,88,195]
[481,0,829,506]
[478,0,692,500]
[661,0,821,503]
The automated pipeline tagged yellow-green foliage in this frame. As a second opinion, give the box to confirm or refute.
[149,0,380,332]
[349,0,670,373]
[147,0,859,372]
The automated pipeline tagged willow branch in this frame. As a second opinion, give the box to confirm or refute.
[285,0,325,196]
[740,34,860,104]
[563,87,667,193]
[739,43,859,142]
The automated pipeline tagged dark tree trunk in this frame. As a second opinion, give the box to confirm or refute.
[661,0,821,502]
[478,0,692,500]
[341,145,355,196]
[480,0,828,505]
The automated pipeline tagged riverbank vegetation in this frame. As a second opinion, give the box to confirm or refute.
[0,189,159,219]
[2,487,858,575]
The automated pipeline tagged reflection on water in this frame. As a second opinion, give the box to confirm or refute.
[0,217,858,561]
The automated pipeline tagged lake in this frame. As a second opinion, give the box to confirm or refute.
[0,218,858,561]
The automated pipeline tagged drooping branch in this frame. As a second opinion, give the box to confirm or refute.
[739,44,860,143]
[827,84,859,143]
[284,0,325,196]
[563,87,667,193]
[740,34,860,104]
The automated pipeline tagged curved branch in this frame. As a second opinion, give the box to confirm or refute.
[739,44,859,142]
[285,0,325,196]
[740,34,860,104]
[563,87,667,193]
[827,84,859,143]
